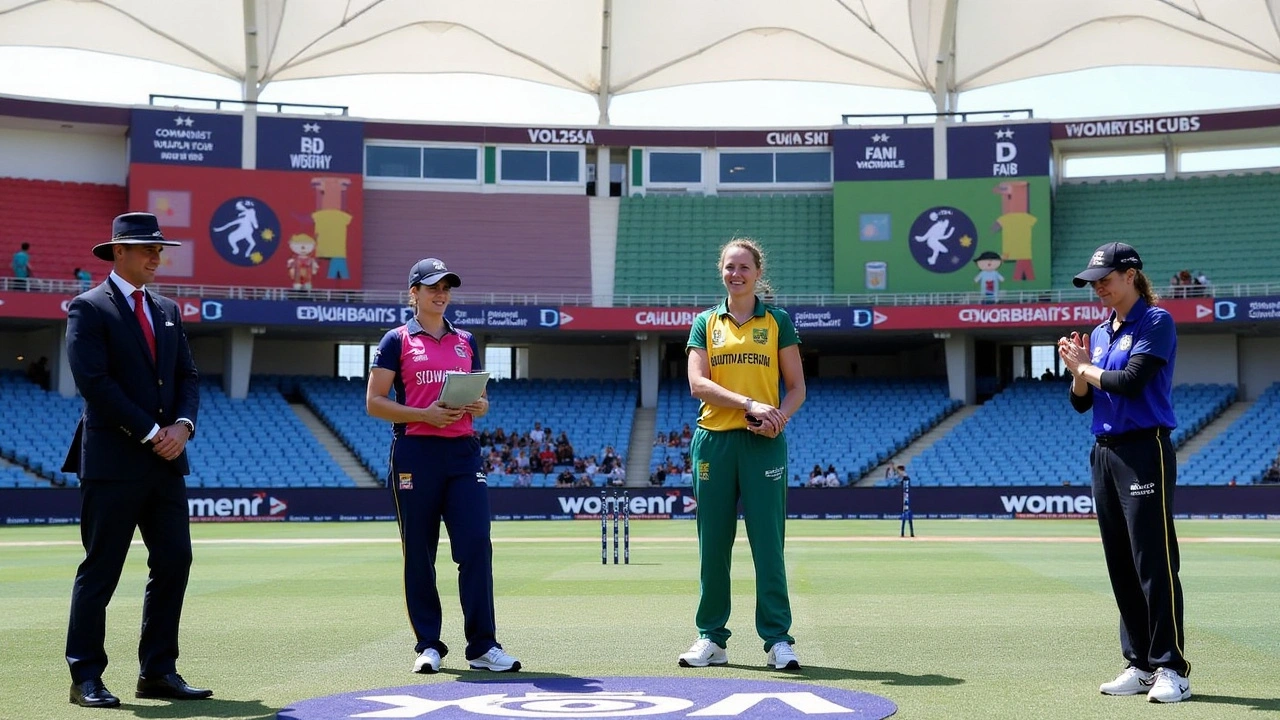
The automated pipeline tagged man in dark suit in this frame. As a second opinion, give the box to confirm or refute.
[62,212,212,708]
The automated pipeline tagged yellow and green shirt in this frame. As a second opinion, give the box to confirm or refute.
[687,297,799,432]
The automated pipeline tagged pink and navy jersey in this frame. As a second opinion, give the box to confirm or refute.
[372,317,481,438]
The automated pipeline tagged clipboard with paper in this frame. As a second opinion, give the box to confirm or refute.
[438,371,490,408]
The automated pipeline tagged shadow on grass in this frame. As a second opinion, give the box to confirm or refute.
[125,697,276,719]
[451,672,604,687]
[724,663,964,686]
[1193,694,1280,712]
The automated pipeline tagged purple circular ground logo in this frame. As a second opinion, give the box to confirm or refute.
[278,677,896,719]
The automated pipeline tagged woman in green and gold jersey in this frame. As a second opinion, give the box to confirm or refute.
[677,238,807,671]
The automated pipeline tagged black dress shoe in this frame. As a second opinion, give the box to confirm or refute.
[70,678,121,708]
[135,673,213,700]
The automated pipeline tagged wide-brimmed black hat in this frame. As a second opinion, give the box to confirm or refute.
[1073,242,1143,288]
[408,258,462,288]
[92,212,181,261]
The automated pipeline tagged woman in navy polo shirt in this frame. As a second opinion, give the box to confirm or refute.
[1058,242,1189,704]
[366,258,521,675]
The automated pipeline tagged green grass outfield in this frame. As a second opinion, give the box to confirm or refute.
[2,519,1277,720]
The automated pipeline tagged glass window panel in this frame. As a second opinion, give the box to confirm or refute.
[549,151,580,182]
[365,146,422,178]
[719,152,773,183]
[422,147,478,180]
[501,149,548,181]
[775,151,831,183]
[649,152,702,183]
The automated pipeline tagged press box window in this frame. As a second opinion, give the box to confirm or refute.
[649,151,702,184]
[422,147,479,180]
[500,149,582,183]
[366,146,421,178]
[718,150,832,184]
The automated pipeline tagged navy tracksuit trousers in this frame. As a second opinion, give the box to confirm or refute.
[390,434,500,661]
[1091,428,1189,677]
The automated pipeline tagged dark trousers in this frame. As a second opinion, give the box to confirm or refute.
[66,475,192,682]
[1090,429,1189,676]
[390,435,499,661]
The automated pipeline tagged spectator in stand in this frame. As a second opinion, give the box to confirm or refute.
[584,456,599,476]
[573,456,586,473]
[556,437,575,465]
[538,444,555,473]
[824,464,841,487]
[575,473,595,488]
[601,445,619,472]
[668,431,680,447]
[528,422,545,445]
[608,464,626,487]
[680,424,693,447]
[1192,270,1210,297]
[1041,367,1056,381]
[492,427,507,446]
[11,242,32,290]
[651,466,667,486]
[655,431,666,447]
[808,464,823,484]
[477,429,492,447]
[515,450,530,471]
[1261,463,1280,484]
[26,356,51,391]
[556,469,575,488]
[514,470,532,488]
[74,267,92,293]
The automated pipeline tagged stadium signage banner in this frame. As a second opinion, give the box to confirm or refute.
[367,123,835,148]
[0,291,202,322]
[1051,106,1280,140]
[255,116,364,173]
[554,306,871,332]
[1213,296,1280,322]
[946,122,1051,178]
[870,297,1215,330]
[787,306,876,331]
[832,128,934,181]
[4,486,1278,525]
[197,300,558,329]
[129,108,242,168]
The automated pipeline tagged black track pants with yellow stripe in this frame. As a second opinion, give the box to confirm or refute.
[1091,430,1189,677]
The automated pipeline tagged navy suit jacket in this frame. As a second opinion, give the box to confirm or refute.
[62,278,199,480]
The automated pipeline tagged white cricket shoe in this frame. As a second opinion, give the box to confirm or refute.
[766,641,801,670]
[678,638,728,668]
[469,646,522,672]
[1147,668,1191,703]
[413,648,441,674]
[1099,666,1153,695]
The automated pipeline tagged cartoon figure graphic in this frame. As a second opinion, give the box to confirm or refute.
[913,211,954,266]
[212,199,260,257]
[286,233,320,290]
[992,181,1038,281]
[972,251,1005,304]
[311,177,353,280]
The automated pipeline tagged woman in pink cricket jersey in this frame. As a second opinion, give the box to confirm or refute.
[366,258,522,676]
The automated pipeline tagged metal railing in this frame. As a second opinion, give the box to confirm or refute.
[2,278,1268,309]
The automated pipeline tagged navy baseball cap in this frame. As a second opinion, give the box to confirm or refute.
[1073,242,1143,287]
[408,258,461,288]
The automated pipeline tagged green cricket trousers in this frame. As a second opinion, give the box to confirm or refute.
[690,426,793,651]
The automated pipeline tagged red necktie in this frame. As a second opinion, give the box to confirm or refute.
[132,289,156,361]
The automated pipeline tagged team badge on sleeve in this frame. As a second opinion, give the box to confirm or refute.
[454,344,468,358]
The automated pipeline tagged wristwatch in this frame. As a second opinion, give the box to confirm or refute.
[176,419,195,437]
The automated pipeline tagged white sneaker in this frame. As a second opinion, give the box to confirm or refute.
[1147,668,1191,703]
[766,641,801,670]
[469,646,522,672]
[413,648,441,674]
[1099,666,1153,695]
[678,638,727,668]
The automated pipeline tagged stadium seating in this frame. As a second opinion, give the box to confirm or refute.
[1052,173,1280,288]
[615,194,833,297]
[0,178,127,286]
[898,380,1237,487]
[299,376,638,488]
[656,378,959,487]
[1180,382,1280,485]
[0,370,83,486]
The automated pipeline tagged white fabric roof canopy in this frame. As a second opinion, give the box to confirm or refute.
[2,0,1278,118]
